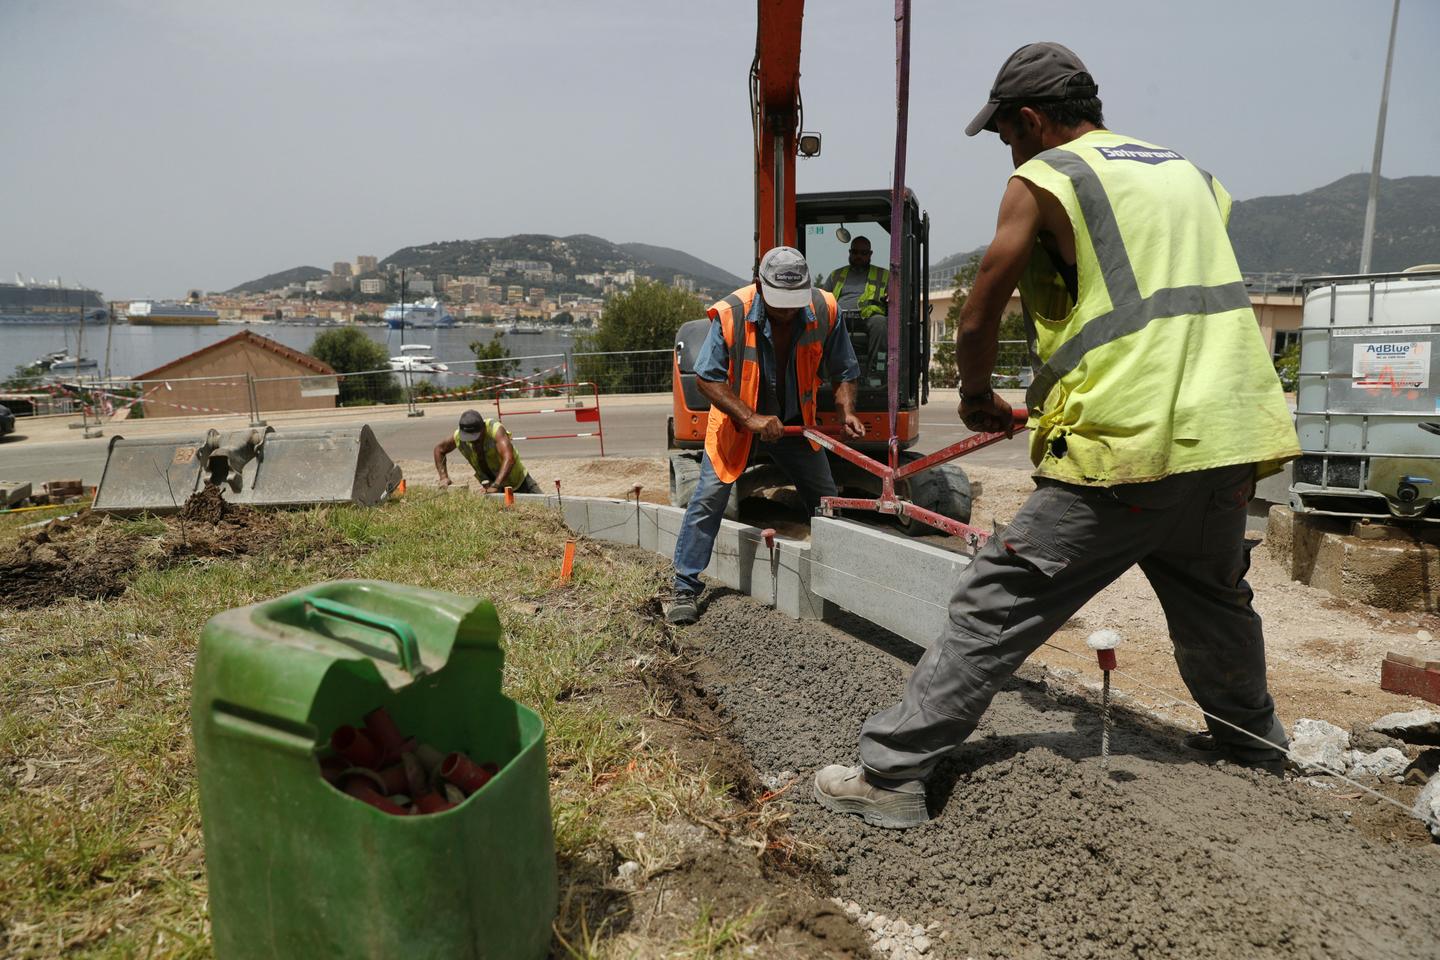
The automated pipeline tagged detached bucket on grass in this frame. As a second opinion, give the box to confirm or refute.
[191,580,556,959]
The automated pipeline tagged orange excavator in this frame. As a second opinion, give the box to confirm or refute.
[667,0,1009,537]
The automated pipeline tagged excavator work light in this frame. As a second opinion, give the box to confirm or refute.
[798,132,822,157]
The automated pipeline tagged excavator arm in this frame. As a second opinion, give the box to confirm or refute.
[752,0,806,266]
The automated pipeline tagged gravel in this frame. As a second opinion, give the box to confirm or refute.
[682,592,1440,959]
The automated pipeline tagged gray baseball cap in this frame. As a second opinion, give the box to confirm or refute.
[458,409,485,442]
[756,246,813,310]
[964,42,1098,137]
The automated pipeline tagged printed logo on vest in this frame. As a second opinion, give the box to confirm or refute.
[1097,143,1183,164]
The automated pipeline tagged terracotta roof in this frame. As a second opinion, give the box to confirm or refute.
[132,330,337,380]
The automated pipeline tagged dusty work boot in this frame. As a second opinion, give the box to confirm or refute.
[1182,732,1285,777]
[813,765,929,829]
[664,592,699,625]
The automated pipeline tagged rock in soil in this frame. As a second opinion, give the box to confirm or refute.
[1372,709,1440,746]
[682,592,1440,959]
[1289,718,1351,773]
[1346,747,1410,780]
[1415,775,1440,841]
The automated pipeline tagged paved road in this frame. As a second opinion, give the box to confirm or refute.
[0,395,1035,489]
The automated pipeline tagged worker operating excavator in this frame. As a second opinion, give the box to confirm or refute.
[434,409,539,494]
[664,247,867,625]
[824,235,890,377]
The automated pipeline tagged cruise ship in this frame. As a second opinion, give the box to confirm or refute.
[127,300,220,325]
[384,298,455,329]
[0,280,106,324]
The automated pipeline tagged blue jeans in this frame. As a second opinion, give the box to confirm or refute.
[672,439,838,596]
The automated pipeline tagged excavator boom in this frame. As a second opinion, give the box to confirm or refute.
[753,0,805,262]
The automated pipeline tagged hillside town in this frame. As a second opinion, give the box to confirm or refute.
[192,252,716,328]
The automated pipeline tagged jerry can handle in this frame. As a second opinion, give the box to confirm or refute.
[305,596,425,678]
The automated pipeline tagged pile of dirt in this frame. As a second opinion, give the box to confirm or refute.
[682,592,1440,959]
[0,488,290,609]
[0,512,139,608]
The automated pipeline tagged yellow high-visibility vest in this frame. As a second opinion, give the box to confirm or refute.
[454,421,528,489]
[1012,129,1299,485]
[829,265,890,320]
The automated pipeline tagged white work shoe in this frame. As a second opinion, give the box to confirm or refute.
[813,764,929,829]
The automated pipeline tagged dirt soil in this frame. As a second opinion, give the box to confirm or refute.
[680,592,1440,960]
[592,648,874,957]
[0,486,287,609]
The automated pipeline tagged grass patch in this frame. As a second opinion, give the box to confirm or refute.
[0,491,778,958]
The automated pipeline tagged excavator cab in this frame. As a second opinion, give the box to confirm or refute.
[668,188,930,457]
[798,188,930,447]
[668,187,966,531]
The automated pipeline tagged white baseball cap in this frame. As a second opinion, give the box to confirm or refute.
[757,246,813,310]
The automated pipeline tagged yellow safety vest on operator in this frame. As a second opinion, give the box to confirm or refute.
[704,284,839,484]
[454,422,528,489]
[1012,129,1299,485]
[829,265,890,320]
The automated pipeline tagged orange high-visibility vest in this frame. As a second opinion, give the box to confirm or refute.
[703,283,838,483]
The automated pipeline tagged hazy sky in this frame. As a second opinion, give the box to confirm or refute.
[3,0,1436,298]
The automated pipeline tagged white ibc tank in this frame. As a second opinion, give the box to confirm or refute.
[1292,269,1440,521]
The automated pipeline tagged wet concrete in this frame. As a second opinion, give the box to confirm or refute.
[684,592,1440,959]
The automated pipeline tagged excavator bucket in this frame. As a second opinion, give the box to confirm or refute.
[92,424,404,516]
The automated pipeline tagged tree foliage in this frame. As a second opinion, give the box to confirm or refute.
[1274,341,1300,392]
[580,280,704,353]
[309,327,400,405]
[469,335,521,381]
[931,255,1027,390]
[574,280,704,392]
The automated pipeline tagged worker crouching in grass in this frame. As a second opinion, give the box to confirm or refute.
[434,409,540,494]
[664,246,867,625]
[815,42,1301,829]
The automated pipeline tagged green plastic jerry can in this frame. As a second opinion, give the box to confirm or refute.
[191,580,556,959]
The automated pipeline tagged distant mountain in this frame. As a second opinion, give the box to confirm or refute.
[930,174,1440,285]
[225,235,740,298]
[618,242,744,289]
[380,233,734,296]
[1228,174,1439,275]
[226,265,327,294]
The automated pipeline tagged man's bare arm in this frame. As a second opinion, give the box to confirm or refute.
[833,379,865,438]
[697,378,782,442]
[434,436,457,485]
[958,177,1043,397]
[492,427,518,490]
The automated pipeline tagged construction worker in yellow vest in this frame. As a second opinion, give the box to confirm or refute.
[824,236,890,377]
[816,42,1302,828]
[434,409,539,494]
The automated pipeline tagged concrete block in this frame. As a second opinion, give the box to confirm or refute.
[0,481,32,508]
[810,517,970,648]
[656,505,686,557]
[552,495,821,618]
[1266,505,1440,612]
[582,498,640,545]
[637,502,659,553]
[734,531,823,619]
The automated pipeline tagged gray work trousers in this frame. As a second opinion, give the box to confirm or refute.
[858,463,1288,781]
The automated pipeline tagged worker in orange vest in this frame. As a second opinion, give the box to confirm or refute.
[666,247,866,625]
